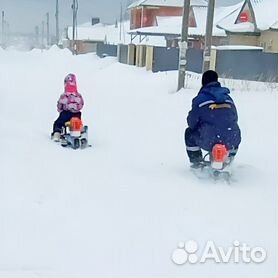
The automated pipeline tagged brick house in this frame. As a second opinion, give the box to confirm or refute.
[128,0,207,29]
[128,2,242,49]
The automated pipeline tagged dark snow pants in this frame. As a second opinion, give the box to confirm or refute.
[184,128,203,163]
[53,111,81,133]
[184,127,238,163]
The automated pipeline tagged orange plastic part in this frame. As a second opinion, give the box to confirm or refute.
[70,117,83,131]
[212,144,228,162]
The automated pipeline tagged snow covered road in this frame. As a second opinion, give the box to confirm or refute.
[0,47,277,278]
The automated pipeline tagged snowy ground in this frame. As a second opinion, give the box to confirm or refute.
[0,47,277,278]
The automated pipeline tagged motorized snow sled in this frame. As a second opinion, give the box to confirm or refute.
[192,144,235,181]
[60,117,89,149]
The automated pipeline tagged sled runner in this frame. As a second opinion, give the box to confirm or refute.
[191,144,234,182]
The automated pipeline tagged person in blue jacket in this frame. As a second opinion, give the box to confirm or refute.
[185,70,241,166]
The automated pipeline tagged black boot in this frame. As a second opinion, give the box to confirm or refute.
[187,150,203,167]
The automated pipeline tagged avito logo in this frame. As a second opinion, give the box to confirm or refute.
[172,240,267,265]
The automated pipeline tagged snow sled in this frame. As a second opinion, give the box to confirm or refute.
[192,144,234,181]
[60,117,89,149]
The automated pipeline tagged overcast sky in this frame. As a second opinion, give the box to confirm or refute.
[1,0,240,34]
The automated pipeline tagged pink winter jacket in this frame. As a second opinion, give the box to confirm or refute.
[57,92,84,113]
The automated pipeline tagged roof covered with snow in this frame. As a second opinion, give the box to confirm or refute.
[129,17,225,37]
[67,22,131,43]
[66,2,247,45]
[128,4,242,37]
[128,0,207,8]
[218,21,256,33]
[67,21,167,46]
[251,0,278,30]
[217,0,278,32]
[271,21,278,29]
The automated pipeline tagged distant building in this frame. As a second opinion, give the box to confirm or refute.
[217,0,278,53]
[128,2,242,49]
[128,0,207,29]
[64,20,133,54]
[91,17,100,26]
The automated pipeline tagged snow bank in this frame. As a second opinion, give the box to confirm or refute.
[0,48,277,278]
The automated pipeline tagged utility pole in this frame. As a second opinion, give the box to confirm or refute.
[1,11,5,47]
[46,12,50,46]
[35,25,39,48]
[72,0,78,54]
[202,0,215,72]
[177,0,190,91]
[41,20,45,49]
[5,21,10,46]
[119,2,123,42]
[55,0,60,45]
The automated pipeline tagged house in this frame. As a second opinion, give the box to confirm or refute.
[128,0,208,29]
[65,20,132,54]
[128,3,242,49]
[217,0,278,52]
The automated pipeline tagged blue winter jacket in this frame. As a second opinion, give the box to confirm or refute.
[187,82,241,151]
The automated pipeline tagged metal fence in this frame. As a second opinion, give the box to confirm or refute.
[186,48,203,74]
[216,50,278,82]
[152,47,179,72]
[152,47,203,73]
[95,42,278,82]
[96,43,118,58]
[118,44,129,64]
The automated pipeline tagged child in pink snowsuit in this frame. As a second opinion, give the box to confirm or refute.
[52,73,84,138]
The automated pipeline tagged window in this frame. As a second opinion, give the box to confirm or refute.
[236,3,254,23]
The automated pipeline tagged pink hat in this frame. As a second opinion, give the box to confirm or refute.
[64,73,78,93]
